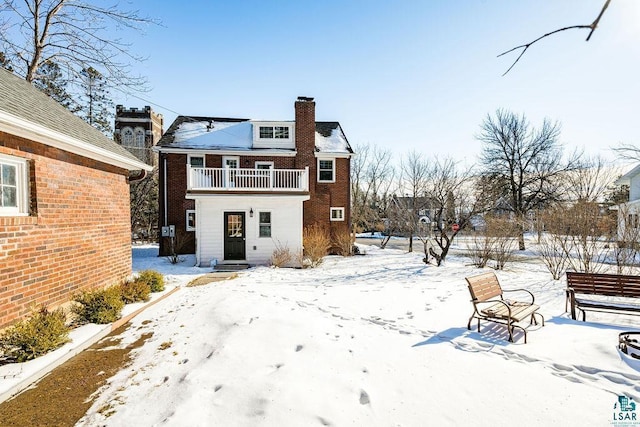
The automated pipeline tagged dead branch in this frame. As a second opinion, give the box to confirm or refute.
[499,0,611,76]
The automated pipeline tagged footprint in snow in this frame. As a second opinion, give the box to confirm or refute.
[359,390,370,405]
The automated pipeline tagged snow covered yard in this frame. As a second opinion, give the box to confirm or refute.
[77,244,640,427]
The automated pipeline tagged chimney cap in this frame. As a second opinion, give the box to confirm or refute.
[297,96,314,102]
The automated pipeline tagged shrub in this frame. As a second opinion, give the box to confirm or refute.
[332,229,355,256]
[72,286,125,325]
[270,240,292,267]
[119,279,151,304]
[303,224,331,267]
[136,269,165,292]
[0,306,71,362]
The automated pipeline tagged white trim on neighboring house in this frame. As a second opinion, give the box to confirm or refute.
[0,110,152,172]
[0,153,29,216]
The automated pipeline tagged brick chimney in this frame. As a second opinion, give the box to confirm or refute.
[295,96,316,170]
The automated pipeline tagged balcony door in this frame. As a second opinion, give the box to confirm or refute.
[224,212,245,260]
[223,156,239,188]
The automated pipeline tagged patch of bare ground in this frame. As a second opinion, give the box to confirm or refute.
[0,324,152,427]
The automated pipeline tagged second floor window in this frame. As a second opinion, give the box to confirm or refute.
[259,126,289,139]
[189,156,204,168]
[318,159,335,182]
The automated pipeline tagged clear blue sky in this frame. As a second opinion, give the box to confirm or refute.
[113,0,640,165]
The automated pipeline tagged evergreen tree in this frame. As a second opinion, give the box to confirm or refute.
[32,61,76,111]
[77,67,113,136]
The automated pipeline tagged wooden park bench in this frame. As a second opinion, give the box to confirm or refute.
[466,272,544,343]
[566,272,640,321]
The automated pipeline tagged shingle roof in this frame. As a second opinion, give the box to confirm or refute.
[157,116,249,147]
[0,67,145,167]
[157,116,353,154]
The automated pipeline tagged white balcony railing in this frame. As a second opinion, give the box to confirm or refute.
[188,166,309,192]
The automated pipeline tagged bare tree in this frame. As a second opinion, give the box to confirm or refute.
[477,109,580,250]
[547,200,616,273]
[612,142,640,162]
[394,150,430,253]
[130,169,158,242]
[563,155,623,203]
[426,158,485,266]
[351,142,394,234]
[0,0,157,90]
[499,0,611,75]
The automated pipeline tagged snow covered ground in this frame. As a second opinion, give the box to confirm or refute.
[76,241,640,427]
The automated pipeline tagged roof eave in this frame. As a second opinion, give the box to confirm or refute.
[0,110,153,172]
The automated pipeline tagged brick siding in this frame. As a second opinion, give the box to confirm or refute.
[158,98,352,257]
[0,132,132,328]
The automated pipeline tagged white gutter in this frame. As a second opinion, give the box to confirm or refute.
[0,110,153,172]
[155,147,297,157]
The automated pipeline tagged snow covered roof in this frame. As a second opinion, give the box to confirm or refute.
[157,116,353,154]
[315,122,352,154]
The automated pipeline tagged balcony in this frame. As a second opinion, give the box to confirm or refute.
[187,166,309,192]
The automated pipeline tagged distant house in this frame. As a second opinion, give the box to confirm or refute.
[0,68,152,328]
[614,165,640,241]
[156,97,353,267]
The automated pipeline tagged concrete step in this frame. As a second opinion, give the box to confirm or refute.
[213,263,250,272]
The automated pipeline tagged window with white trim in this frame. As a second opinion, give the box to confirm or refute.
[259,126,289,139]
[318,159,335,182]
[0,154,29,216]
[330,207,344,221]
[188,155,204,168]
[255,161,273,170]
[259,211,271,237]
[186,210,196,231]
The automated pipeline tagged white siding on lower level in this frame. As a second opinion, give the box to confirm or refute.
[189,194,308,267]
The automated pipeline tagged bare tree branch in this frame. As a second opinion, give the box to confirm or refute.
[0,0,158,90]
[499,0,611,76]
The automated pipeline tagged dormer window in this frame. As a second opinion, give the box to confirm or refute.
[252,122,295,149]
[259,126,289,139]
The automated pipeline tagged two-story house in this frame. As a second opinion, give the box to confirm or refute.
[156,97,353,267]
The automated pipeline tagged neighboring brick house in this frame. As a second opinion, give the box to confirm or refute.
[157,97,353,266]
[0,68,152,328]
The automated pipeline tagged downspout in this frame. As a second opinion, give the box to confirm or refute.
[163,156,168,226]
[129,169,147,182]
